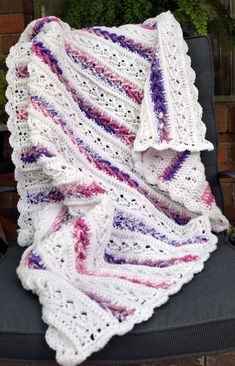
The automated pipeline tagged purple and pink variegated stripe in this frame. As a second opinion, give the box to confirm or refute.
[31,16,60,40]
[73,217,90,272]
[78,99,135,145]
[32,41,63,75]
[14,65,29,121]
[65,42,144,104]
[16,107,28,121]
[160,151,190,181]
[61,182,106,197]
[27,188,64,204]
[140,23,157,30]
[113,209,208,246]
[199,185,215,207]
[46,206,71,236]
[27,179,106,205]
[150,55,170,143]
[25,250,46,270]
[83,27,154,60]
[105,252,199,267]
[21,144,55,164]
[15,65,29,78]
[85,291,135,322]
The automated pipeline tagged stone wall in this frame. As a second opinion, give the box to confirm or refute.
[215,102,235,222]
[0,0,33,55]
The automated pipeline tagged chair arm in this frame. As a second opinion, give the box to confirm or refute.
[0,187,16,193]
[0,158,15,174]
[219,170,235,179]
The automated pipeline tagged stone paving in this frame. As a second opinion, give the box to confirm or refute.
[1,350,235,366]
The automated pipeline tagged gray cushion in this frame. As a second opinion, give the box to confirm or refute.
[187,36,223,211]
[0,235,235,363]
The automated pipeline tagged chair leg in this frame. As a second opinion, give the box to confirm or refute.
[0,215,17,239]
[0,221,7,244]
[0,221,8,256]
[0,216,17,255]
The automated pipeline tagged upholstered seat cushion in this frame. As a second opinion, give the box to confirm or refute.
[0,235,235,363]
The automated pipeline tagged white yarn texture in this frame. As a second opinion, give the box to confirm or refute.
[6,11,228,366]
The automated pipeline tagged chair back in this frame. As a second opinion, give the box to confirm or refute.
[185,36,224,211]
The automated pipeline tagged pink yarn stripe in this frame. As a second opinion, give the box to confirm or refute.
[73,218,90,272]
[29,97,79,146]
[61,182,106,197]
[85,291,135,321]
[114,276,172,290]
[199,185,215,207]
[50,207,70,234]
[140,23,157,30]
[16,107,28,121]
[15,65,29,78]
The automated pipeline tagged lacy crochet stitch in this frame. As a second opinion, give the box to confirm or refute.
[6,11,228,366]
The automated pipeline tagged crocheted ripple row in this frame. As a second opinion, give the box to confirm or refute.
[6,11,228,366]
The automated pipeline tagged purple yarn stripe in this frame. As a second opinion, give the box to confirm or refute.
[30,95,61,118]
[140,23,157,30]
[162,151,190,181]
[65,46,125,93]
[150,55,170,142]
[31,16,60,39]
[27,250,46,270]
[79,100,135,145]
[32,40,63,75]
[79,100,117,135]
[85,28,153,59]
[113,209,208,246]
[105,252,199,267]
[86,292,134,322]
[27,188,64,204]
[21,145,55,163]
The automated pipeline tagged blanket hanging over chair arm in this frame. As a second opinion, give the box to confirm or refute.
[6,11,228,366]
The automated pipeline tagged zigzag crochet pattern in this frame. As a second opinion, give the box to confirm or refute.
[6,11,229,366]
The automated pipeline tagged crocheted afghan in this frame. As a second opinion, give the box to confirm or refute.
[6,11,228,366]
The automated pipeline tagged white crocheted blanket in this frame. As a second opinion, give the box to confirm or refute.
[6,11,228,366]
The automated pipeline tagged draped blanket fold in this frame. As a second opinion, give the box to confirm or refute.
[6,11,228,366]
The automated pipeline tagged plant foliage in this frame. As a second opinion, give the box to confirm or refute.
[53,0,235,40]
[0,54,7,123]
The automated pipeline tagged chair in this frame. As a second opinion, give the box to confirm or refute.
[0,131,17,253]
[0,35,235,365]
